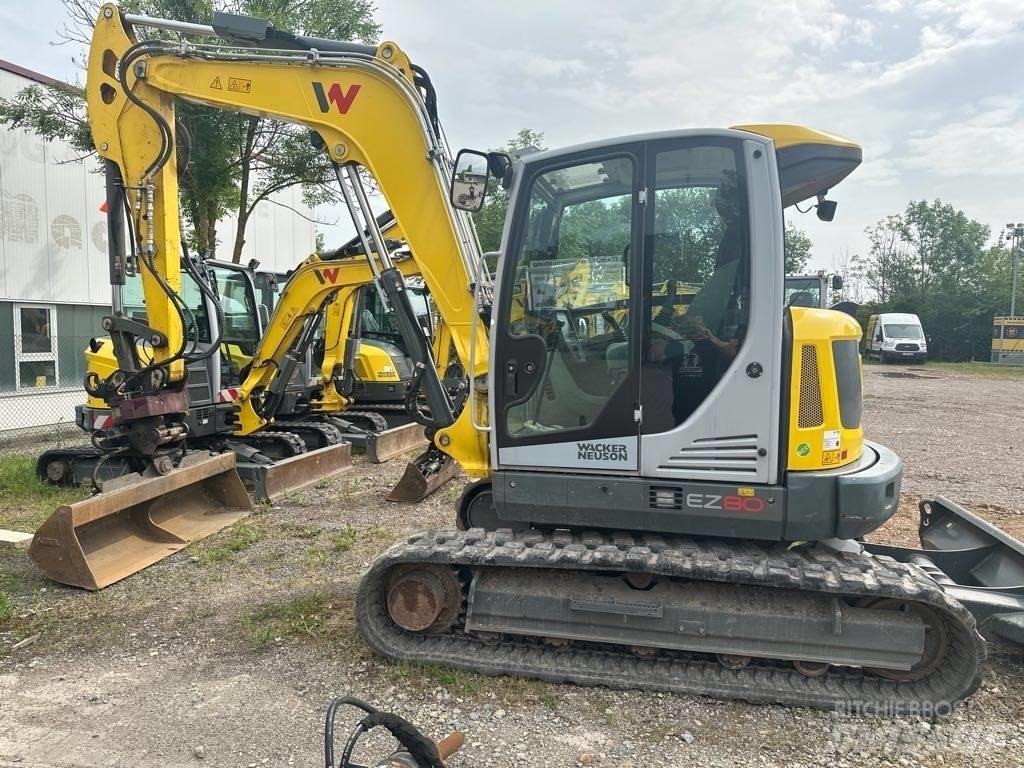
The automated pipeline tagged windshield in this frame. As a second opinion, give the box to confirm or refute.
[883,323,923,339]
[210,266,260,355]
[784,277,822,309]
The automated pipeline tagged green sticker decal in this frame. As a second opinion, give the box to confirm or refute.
[796,442,811,457]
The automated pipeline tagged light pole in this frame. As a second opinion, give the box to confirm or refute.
[998,224,1023,362]
[1005,223,1023,317]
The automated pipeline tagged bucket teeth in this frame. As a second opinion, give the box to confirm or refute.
[28,452,251,590]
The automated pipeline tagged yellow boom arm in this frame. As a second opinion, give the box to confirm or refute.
[87,5,490,475]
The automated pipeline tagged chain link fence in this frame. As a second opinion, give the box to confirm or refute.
[0,334,94,458]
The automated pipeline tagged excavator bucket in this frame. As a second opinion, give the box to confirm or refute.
[365,423,428,464]
[29,452,251,590]
[386,445,460,503]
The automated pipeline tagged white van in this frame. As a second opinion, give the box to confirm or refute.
[864,312,927,363]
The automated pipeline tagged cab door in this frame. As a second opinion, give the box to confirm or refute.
[637,133,783,485]
[492,146,643,472]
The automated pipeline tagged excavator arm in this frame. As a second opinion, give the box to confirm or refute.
[231,252,421,434]
[87,4,490,476]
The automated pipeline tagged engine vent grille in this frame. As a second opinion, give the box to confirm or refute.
[656,434,760,475]
[797,345,824,428]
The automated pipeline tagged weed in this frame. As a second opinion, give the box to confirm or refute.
[305,546,329,567]
[199,519,265,563]
[332,526,357,553]
[241,593,332,648]
[280,522,323,540]
[0,590,11,623]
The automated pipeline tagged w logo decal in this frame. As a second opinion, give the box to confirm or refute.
[312,82,361,114]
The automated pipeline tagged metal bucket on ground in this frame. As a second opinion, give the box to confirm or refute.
[29,451,251,590]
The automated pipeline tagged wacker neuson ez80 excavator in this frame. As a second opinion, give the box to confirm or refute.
[32,4,1024,713]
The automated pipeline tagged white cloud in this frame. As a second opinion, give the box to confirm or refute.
[904,99,1024,177]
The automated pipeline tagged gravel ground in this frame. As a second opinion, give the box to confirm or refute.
[2,364,1023,768]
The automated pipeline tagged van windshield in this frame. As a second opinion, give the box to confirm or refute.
[884,323,923,339]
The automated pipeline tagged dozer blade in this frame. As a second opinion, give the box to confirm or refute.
[865,496,1024,646]
[386,446,459,504]
[29,452,251,590]
[241,443,353,501]
[365,423,427,464]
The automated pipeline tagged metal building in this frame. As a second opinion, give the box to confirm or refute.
[0,59,316,440]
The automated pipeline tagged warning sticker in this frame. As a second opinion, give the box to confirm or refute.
[210,76,222,90]
[823,429,841,451]
[822,448,849,466]
[228,77,252,94]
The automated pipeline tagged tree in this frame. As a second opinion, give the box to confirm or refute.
[472,128,546,253]
[0,0,380,261]
[783,224,812,274]
[859,200,1002,361]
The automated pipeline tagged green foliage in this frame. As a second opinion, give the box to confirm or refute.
[0,0,380,261]
[241,592,332,647]
[0,590,12,623]
[857,199,1011,361]
[332,525,357,553]
[198,518,265,562]
[473,129,546,253]
[783,224,812,274]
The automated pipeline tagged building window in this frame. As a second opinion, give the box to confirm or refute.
[14,304,58,390]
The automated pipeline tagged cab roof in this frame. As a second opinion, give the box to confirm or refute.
[517,125,861,208]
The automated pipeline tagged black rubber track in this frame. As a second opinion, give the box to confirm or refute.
[341,410,390,433]
[356,528,986,713]
[244,430,307,457]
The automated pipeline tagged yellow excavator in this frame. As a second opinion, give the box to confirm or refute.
[35,4,1024,713]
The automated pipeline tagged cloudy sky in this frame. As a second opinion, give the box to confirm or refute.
[5,0,1024,270]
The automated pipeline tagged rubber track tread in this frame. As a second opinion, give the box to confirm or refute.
[356,528,985,713]
[343,410,390,432]
[275,421,343,446]
[243,430,307,456]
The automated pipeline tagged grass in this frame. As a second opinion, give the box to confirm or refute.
[241,593,336,648]
[0,590,11,623]
[197,518,266,563]
[0,455,90,531]
[924,361,1024,379]
[332,526,357,553]
[386,662,561,708]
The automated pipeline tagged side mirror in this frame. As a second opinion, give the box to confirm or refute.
[451,149,490,212]
[875,332,883,342]
[831,274,844,290]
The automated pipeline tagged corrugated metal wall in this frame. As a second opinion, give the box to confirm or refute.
[0,67,317,306]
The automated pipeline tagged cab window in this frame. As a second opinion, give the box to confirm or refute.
[505,155,635,436]
[641,141,751,433]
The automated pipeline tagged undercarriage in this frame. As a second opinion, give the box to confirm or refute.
[357,526,985,713]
